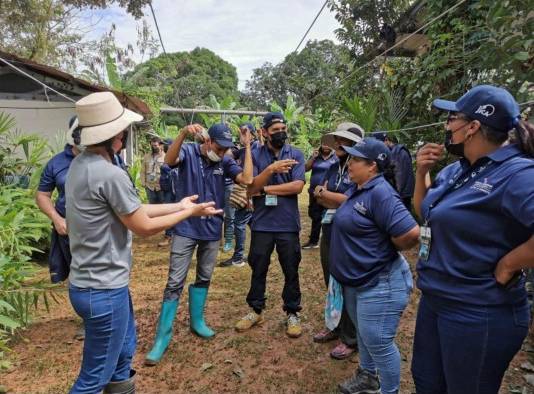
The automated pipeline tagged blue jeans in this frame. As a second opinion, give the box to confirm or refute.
[343,255,412,394]
[411,294,529,394]
[223,183,235,244]
[69,285,136,394]
[163,235,219,301]
[232,207,252,261]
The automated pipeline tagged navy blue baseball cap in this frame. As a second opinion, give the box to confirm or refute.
[262,112,286,129]
[432,85,520,132]
[370,131,387,141]
[208,123,234,148]
[239,122,256,135]
[343,137,391,170]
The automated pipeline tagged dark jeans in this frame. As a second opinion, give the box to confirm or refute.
[320,226,358,347]
[69,285,136,394]
[163,235,219,301]
[412,294,529,394]
[307,194,324,244]
[49,228,71,283]
[247,231,302,314]
[232,207,252,261]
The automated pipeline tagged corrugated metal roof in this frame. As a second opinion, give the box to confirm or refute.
[0,50,151,116]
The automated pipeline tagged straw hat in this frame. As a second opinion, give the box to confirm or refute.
[76,92,143,146]
[322,122,365,148]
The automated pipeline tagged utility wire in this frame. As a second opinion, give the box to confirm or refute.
[149,1,167,55]
[309,0,468,104]
[0,56,76,103]
[295,0,329,53]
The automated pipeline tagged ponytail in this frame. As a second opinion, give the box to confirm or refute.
[93,137,116,162]
[513,119,534,157]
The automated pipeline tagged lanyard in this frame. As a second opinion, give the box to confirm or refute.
[334,161,348,191]
[424,159,494,224]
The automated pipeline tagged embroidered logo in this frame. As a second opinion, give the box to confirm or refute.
[213,168,224,176]
[474,104,495,117]
[353,201,367,215]
[223,131,232,139]
[377,153,387,161]
[470,178,493,194]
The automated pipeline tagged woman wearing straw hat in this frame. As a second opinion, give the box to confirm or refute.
[65,92,221,394]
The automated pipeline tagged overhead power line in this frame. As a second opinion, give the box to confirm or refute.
[149,1,167,55]
[295,0,329,53]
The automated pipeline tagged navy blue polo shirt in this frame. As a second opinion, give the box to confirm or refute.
[171,143,243,240]
[330,175,417,287]
[309,153,338,194]
[390,144,415,198]
[320,159,354,240]
[38,144,76,217]
[417,144,534,306]
[250,143,306,232]
[159,163,173,192]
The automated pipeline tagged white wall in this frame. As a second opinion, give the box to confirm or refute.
[0,99,76,145]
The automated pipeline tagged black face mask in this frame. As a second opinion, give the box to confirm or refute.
[269,132,287,149]
[444,130,465,157]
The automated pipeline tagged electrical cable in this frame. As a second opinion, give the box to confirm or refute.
[149,1,167,55]
[295,0,329,53]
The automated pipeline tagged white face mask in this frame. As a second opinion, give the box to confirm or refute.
[207,149,222,162]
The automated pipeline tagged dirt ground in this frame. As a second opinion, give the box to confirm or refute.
[1,193,533,393]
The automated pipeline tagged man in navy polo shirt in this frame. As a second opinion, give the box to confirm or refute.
[371,131,415,209]
[235,112,306,338]
[145,122,253,366]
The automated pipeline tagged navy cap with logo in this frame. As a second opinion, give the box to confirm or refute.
[262,112,286,130]
[239,122,256,135]
[343,137,391,170]
[432,85,520,133]
[208,123,235,148]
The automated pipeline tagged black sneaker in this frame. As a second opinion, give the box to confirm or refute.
[218,257,234,267]
[338,367,380,394]
[302,242,319,249]
[231,259,246,267]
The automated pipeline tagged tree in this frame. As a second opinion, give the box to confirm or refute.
[124,48,239,110]
[242,40,353,111]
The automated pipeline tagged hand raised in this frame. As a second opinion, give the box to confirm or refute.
[269,159,298,174]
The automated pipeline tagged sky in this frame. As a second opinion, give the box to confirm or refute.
[83,0,342,90]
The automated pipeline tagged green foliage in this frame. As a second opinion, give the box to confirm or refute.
[243,40,353,111]
[124,48,239,112]
[342,95,378,133]
[0,113,58,369]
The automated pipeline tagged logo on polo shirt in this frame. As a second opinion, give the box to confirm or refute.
[353,201,367,215]
[474,104,495,117]
[213,167,224,176]
[470,178,493,194]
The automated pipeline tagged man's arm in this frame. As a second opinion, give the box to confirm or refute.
[234,132,253,185]
[264,181,305,196]
[165,124,205,166]
[36,191,67,235]
[248,159,298,195]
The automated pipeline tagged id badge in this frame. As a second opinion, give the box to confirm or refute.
[418,225,432,261]
[265,194,278,206]
[322,209,336,224]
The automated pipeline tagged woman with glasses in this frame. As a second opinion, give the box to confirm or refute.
[412,85,534,393]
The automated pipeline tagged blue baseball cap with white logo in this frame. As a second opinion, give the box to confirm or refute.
[208,123,235,148]
[432,85,520,133]
[343,137,390,170]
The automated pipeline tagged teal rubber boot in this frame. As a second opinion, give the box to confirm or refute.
[144,300,179,366]
[188,285,215,338]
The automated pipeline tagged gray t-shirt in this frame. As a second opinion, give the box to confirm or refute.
[66,151,141,289]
